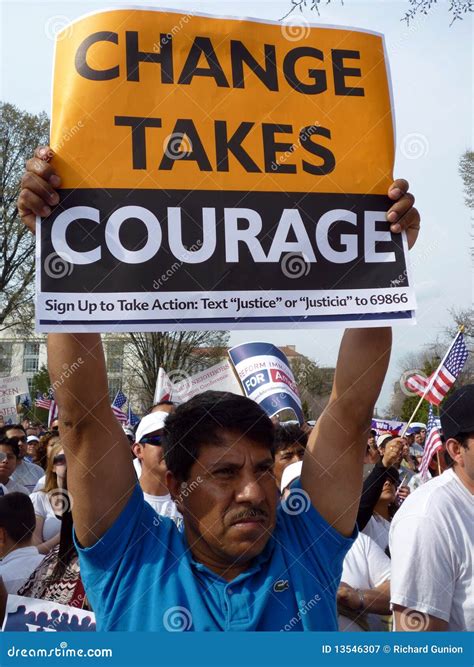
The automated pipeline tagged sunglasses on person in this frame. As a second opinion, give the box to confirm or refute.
[7,436,27,445]
[53,454,67,465]
[139,435,163,446]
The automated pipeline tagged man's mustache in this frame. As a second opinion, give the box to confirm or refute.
[227,507,269,525]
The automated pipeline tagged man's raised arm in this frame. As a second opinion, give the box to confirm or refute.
[301,327,392,537]
[48,333,136,546]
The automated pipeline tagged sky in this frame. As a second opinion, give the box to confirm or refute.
[1,0,472,414]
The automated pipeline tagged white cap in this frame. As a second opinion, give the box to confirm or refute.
[376,433,393,449]
[27,435,39,443]
[135,411,169,442]
[280,460,303,493]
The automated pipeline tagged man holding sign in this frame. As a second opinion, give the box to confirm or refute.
[17,9,421,631]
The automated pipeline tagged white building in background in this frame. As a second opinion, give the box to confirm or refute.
[0,327,134,407]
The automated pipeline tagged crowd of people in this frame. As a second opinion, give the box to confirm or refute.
[0,381,472,632]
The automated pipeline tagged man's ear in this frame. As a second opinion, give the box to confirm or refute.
[132,443,144,460]
[445,438,463,466]
[166,471,184,513]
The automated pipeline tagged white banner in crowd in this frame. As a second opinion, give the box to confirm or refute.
[2,595,96,632]
[0,374,29,419]
[155,360,243,404]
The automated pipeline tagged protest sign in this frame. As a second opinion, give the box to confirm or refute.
[0,374,29,419]
[37,8,415,332]
[371,418,406,434]
[228,342,304,422]
[2,595,96,632]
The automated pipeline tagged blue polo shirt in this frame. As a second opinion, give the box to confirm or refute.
[76,481,355,631]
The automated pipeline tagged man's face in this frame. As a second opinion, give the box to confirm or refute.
[5,428,27,458]
[414,433,424,445]
[0,445,17,481]
[136,430,167,478]
[274,443,306,488]
[367,435,376,448]
[171,431,277,569]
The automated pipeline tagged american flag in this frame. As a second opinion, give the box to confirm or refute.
[406,332,469,406]
[48,399,58,427]
[127,404,140,427]
[420,405,443,479]
[35,391,52,410]
[111,390,128,423]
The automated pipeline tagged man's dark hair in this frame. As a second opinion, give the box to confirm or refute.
[0,492,36,544]
[444,432,472,467]
[0,438,20,458]
[273,424,308,453]
[0,424,26,439]
[163,391,274,480]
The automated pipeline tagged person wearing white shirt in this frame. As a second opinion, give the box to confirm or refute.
[337,532,391,631]
[133,412,183,529]
[0,492,44,594]
[362,469,400,553]
[390,384,474,631]
[30,443,68,554]
[1,425,43,494]
[0,440,29,496]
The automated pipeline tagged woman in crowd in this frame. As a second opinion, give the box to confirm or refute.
[32,431,61,490]
[29,441,66,554]
[18,500,91,611]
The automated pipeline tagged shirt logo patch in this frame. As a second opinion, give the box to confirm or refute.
[273,579,289,593]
